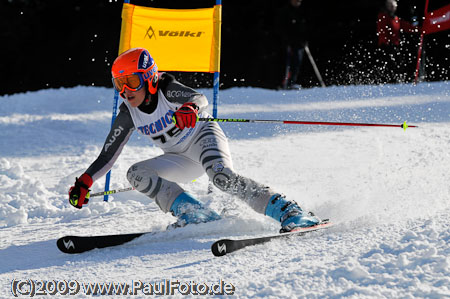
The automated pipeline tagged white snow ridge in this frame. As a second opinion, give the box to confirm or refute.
[0,82,449,298]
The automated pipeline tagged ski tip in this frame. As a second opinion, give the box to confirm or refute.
[211,239,232,257]
[319,219,333,227]
[56,236,79,254]
[287,220,333,233]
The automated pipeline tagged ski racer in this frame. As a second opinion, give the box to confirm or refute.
[68,48,320,232]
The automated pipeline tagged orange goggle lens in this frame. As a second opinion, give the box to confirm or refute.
[112,74,144,93]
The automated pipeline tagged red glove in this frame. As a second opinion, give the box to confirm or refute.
[173,103,199,130]
[68,173,93,209]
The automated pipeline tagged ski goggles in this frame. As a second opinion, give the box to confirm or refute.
[112,73,145,93]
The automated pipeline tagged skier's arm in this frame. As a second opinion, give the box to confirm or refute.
[85,103,135,181]
[68,103,135,209]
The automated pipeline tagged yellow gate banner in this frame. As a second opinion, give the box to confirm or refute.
[119,3,222,73]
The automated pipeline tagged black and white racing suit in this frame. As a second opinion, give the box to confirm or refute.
[84,73,276,214]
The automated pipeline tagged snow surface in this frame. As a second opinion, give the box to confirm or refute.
[1,81,449,298]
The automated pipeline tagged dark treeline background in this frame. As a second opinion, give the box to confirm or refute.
[1,0,448,96]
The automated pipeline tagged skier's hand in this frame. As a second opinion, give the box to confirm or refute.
[68,173,93,209]
[173,102,198,130]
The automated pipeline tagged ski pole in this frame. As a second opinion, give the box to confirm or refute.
[86,187,135,199]
[304,43,326,88]
[199,118,417,130]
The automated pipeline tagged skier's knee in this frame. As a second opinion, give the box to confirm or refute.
[207,162,236,192]
[208,162,255,196]
[127,162,184,213]
[126,162,159,194]
[207,161,274,214]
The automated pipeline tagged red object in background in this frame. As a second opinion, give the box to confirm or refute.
[422,3,450,34]
[415,1,450,83]
[377,12,417,46]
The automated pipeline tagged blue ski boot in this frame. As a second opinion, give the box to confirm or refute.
[265,194,320,233]
[169,192,221,229]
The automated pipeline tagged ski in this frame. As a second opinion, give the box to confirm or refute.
[56,232,151,254]
[211,220,333,257]
[58,221,333,255]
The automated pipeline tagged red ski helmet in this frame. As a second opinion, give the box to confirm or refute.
[111,48,159,95]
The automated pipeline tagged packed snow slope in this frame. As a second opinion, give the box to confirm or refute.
[1,81,449,298]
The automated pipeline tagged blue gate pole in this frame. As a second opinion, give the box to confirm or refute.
[213,72,220,118]
[104,0,131,202]
[212,0,222,118]
[103,90,120,202]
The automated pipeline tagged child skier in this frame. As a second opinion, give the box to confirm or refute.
[68,48,320,232]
